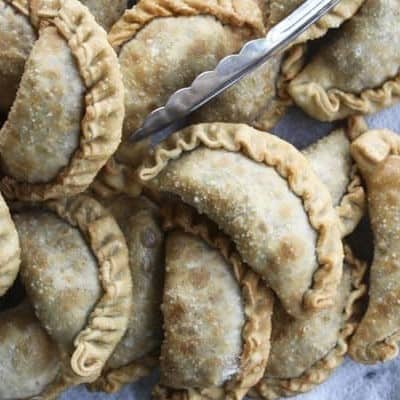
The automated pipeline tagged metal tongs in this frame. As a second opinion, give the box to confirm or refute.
[130,0,340,145]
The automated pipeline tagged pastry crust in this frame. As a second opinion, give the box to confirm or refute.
[0,191,20,297]
[14,195,132,389]
[251,245,367,399]
[288,0,400,121]
[302,128,365,238]
[90,196,164,393]
[79,0,127,31]
[95,0,285,190]
[138,123,343,319]
[349,128,400,363]
[154,202,274,400]
[0,0,124,201]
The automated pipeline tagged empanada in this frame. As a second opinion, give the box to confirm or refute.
[0,0,124,201]
[251,246,367,399]
[0,191,20,297]
[90,196,165,393]
[138,123,343,319]
[154,203,273,400]
[302,128,365,237]
[97,0,285,192]
[349,128,400,363]
[13,195,132,395]
[79,0,127,30]
[288,0,400,121]
[0,302,61,400]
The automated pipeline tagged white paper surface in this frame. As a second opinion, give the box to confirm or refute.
[61,102,400,400]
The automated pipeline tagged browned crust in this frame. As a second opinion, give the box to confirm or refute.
[138,122,343,313]
[251,245,368,400]
[153,201,274,400]
[277,0,365,100]
[1,0,124,201]
[108,0,265,51]
[0,192,20,297]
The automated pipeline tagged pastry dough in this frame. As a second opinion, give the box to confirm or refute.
[0,0,124,201]
[0,191,20,297]
[350,128,400,363]
[302,128,365,237]
[91,196,164,393]
[138,123,343,318]
[0,302,61,400]
[13,195,132,393]
[79,0,127,30]
[103,0,283,172]
[251,246,367,399]
[288,0,400,121]
[154,203,273,400]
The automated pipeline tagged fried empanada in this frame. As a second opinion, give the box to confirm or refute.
[350,128,400,363]
[302,128,365,237]
[13,195,132,395]
[154,203,273,400]
[251,246,367,399]
[0,0,124,201]
[96,0,286,193]
[91,196,165,392]
[0,302,61,400]
[288,0,400,121]
[79,0,127,30]
[0,191,20,297]
[138,123,343,319]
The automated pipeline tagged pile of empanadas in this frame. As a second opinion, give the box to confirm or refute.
[0,0,399,399]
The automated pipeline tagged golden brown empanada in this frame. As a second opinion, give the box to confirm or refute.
[79,0,127,30]
[0,302,61,400]
[349,128,400,363]
[251,246,367,399]
[0,191,20,297]
[90,195,165,393]
[13,195,132,395]
[96,0,285,192]
[0,0,124,201]
[138,123,343,319]
[302,128,365,237]
[154,203,273,400]
[288,0,400,121]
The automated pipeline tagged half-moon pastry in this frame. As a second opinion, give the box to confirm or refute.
[13,195,132,394]
[302,128,365,237]
[91,195,165,393]
[79,0,127,30]
[0,191,20,297]
[0,0,124,201]
[138,123,343,319]
[288,0,400,121]
[96,0,285,193]
[0,302,61,400]
[349,128,400,363]
[154,203,274,400]
[251,246,367,399]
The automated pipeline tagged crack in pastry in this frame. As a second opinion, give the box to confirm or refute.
[302,128,365,238]
[96,0,287,193]
[250,245,367,399]
[349,128,400,363]
[79,0,127,31]
[137,123,343,319]
[89,195,165,393]
[0,301,62,400]
[288,0,400,121]
[0,191,20,298]
[0,0,124,201]
[12,195,133,397]
[153,203,274,400]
